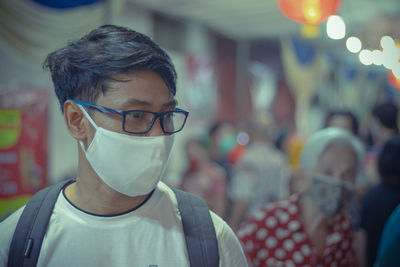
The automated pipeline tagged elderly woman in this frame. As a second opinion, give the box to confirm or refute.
[238,127,365,267]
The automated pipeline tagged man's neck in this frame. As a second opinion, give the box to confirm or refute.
[64,164,149,215]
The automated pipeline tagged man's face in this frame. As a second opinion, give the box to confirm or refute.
[87,71,176,138]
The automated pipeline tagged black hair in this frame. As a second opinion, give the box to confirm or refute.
[208,122,227,138]
[372,102,399,132]
[44,24,177,112]
[324,109,359,135]
[378,135,400,185]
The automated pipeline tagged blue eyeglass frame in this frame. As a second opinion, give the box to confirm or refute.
[68,98,189,134]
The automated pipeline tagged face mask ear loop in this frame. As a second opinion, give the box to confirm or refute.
[77,104,98,152]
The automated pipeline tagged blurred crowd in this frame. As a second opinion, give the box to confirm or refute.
[176,101,400,267]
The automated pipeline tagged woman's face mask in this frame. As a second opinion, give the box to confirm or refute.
[307,174,355,217]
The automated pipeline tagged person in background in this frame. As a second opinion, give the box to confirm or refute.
[229,115,289,232]
[374,203,400,267]
[238,127,365,267]
[370,102,399,146]
[208,121,237,179]
[323,109,364,227]
[180,137,228,218]
[324,109,359,136]
[356,135,400,267]
[207,121,248,221]
[0,25,248,267]
[364,102,399,187]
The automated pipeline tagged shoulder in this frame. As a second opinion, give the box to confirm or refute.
[210,210,235,240]
[159,181,231,234]
[388,204,400,223]
[381,204,400,239]
[209,211,248,266]
[160,181,231,237]
[257,196,297,221]
[159,182,248,266]
[361,183,385,206]
[376,205,400,264]
[0,206,25,265]
[238,196,299,238]
[156,181,179,207]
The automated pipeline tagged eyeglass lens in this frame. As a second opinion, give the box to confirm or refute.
[124,111,186,133]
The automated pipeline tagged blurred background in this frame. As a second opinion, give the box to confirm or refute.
[0,0,399,223]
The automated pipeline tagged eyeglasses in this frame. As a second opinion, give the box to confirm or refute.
[69,98,189,135]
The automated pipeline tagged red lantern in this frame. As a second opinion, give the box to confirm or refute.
[278,0,342,25]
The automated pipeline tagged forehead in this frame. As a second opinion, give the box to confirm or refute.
[327,115,353,131]
[317,143,358,170]
[95,71,174,109]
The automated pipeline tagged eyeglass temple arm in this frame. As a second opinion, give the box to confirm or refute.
[67,98,123,116]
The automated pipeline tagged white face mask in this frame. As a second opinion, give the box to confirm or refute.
[78,105,174,197]
[308,174,354,217]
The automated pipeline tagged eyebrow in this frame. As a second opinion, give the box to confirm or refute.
[121,98,151,107]
[121,98,178,109]
[163,99,178,108]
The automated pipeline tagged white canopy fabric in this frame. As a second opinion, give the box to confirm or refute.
[0,0,125,64]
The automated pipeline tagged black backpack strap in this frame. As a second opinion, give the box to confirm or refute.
[172,188,219,267]
[8,179,73,267]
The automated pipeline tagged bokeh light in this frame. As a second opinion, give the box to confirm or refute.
[359,50,373,66]
[380,36,395,50]
[371,50,383,66]
[326,15,346,40]
[346,36,362,53]
[236,132,250,146]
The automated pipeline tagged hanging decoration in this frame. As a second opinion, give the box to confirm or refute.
[32,0,101,9]
[0,0,125,64]
[300,24,321,39]
[277,0,342,25]
[0,88,49,220]
[388,70,400,89]
[280,39,324,137]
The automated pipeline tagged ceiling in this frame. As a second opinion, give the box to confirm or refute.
[128,0,400,43]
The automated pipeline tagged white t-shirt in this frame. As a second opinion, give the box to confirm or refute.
[0,181,248,267]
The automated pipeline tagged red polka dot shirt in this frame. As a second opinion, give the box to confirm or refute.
[238,195,356,267]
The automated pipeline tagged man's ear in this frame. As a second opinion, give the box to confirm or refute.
[63,100,87,141]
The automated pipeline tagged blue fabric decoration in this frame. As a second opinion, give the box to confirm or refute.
[384,81,396,101]
[366,70,377,80]
[32,0,101,9]
[325,53,335,64]
[292,39,316,66]
[343,67,357,81]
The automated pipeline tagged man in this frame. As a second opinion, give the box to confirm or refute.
[364,102,399,187]
[0,25,247,267]
[358,135,400,267]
